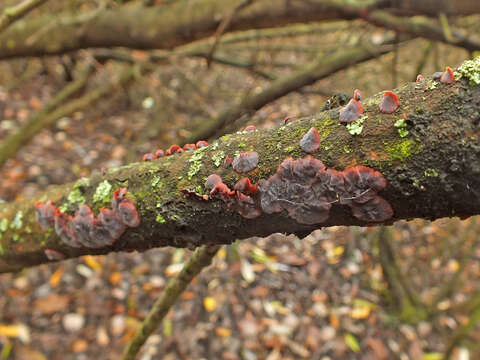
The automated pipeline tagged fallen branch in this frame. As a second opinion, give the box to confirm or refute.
[0,0,48,33]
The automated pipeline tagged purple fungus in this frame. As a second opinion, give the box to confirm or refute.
[112,188,128,211]
[118,199,141,227]
[433,72,443,80]
[90,219,117,247]
[313,168,345,203]
[379,91,399,114]
[244,125,257,132]
[350,196,393,222]
[234,178,258,196]
[44,249,66,261]
[341,166,387,205]
[353,89,362,101]
[54,209,80,248]
[98,207,126,240]
[142,153,155,161]
[339,99,363,123]
[440,66,455,84]
[300,127,321,154]
[234,192,262,219]
[416,74,425,82]
[34,200,55,230]
[205,174,223,192]
[71,205,96,247]
[232,152,259,173]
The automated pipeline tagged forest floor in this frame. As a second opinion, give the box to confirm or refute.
[0,24,479,360]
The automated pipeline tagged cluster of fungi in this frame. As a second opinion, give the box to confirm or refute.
[35,188,140,257]
[142,140,209,161]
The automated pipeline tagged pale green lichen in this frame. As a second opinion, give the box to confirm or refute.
[75,177,90,188]
[455,56,480,86]
[427,80,437,90]
[346,115,367,135]
[10,211,23,230]
[343,145,351,153]
[211,151,225,167]
[284,146,295,153]
[394,119,409,138]
[187,148,206,179]
[384,139,421,161]
[151,176,161,187]
[0,218,8,232]
[156,214,166,223]
[59,187,86,212]
[424,168,439,177]
[93,180,112,204]
[238,142,246,148]
[211,142,219,150]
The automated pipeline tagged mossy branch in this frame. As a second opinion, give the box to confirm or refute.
[0,0,48,33]
[0,58,479,273]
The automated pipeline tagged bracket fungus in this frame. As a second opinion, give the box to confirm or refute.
[339,98,363,123]
[416,74,425,82]
[36,188,140,248]
[232,152,259,173]
[300,127,321,154]
[440,66,455,84]
[379,91,399,114]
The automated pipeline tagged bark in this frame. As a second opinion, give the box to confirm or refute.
[1,0,480,60]
[0,60,479,273]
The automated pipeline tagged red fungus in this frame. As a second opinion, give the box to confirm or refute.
[341,166,387,205]
[223,155,232,168]
[71,204,96,247]
[205,174,223,192]
[234,178,258,196]
[244,125,257,132]
[232,152,259,173]
[98,207,126,241]
[44,249,66,261]
[112,188,128,210]
[353,89,362,101]
[284,116,291,124]
[183,144,197,151]
[339,99,363,123]
[196,140,209,148]
[34,200,56,230]
[299,127,321,154]
[165,145,182,155]
[54,209,80,248]
[211,183,235,197]
[118,199,141,227]
[142,153,155,161]
[379,91,399,114]
[155,149,165,158]
[416,74,425,82]
[440,66,455,84]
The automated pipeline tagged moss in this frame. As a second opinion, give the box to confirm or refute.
[238,142,246,148]
[394,119,409,138]
[156,214,166,223]
[455,56,480,86]
[384,139,422,161]
[59,187,86,212]
[187,148,206,179]
[151,176,161,187]
[93,180,112,205]
[211,151,225,167]
[346,115,367,135]
[0,218,8,232]
[424,168,439,177]
[343,145,351,153]
[10,211,23,230]
[284,146,295,153]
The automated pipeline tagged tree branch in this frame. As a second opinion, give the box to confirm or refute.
[0,57,479,273]
[0,0,48,33]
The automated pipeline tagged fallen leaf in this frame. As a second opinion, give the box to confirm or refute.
[34,294,70,315]
[203,297,217,312]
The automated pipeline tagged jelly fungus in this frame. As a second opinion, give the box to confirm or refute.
[234,178,258,196]
[118,200,141,227]
[433,72,443,80]
[416,74,425,82]
[142,153,155,161]
[44,249,66,261]
[205,174,223,192]
[350,196,393,222]
[341,166,387,205]
[440,66,455,84]
[299,127,321,154]
[71,205,96,247]
[353,89,362,101]
[165,144,182,155]
[183,144,197,151]
[155,149,165,158]
[244,125,257,132]
[284,116,291,124]
[196,140,209,148]
[35,200,56,230]
[232,152,259,173]
[54,209,80,248]
[112,188,128,210]
[379,91,399,114]
[223,155,232,168]
[339,99,363,123]
[98,207,126,241]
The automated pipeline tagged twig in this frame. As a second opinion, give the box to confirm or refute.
[443,304,480,359]
[121,245,221,360]
[0,0,48,33]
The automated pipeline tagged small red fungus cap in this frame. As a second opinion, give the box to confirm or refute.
[142,153,155,161]
[353,89,362,101]
[244,125,257,132]
[232,152,259,173]
[205,174,223,192]
[223,155,232,168]
[284,116,291,124]
[234,178,258,196]
[183,144,197,151]
[299,127,321,154]
[339,99,363,123]
[440,66,455,84]
[379,91,399,114]
[416,74,425,82]
[112,187,128,210]
[196,140,209,148]
[118,199,140,227]
[155,149,165,158]
[211,183,235,197]
[165,145,181,155]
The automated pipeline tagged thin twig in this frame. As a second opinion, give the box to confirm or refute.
[0,0,48,33]
[121,245,221,360]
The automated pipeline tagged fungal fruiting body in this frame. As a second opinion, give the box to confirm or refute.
[166,145,182,156]
[440,66,455,84]
[299,127,321,154]
[183,144,197,151]
[142,153,155,161]
[36,188,140,248]
[353,89,362,101]
[35,200,56,230]
[223,155,232,168]
[258,156,393,224]
[416,74,425,82]
[284,116,291,124]
[196,140,209,148]
[379,91,399,114]
[232,152,259,173]
[155,149,165,158]
[339,99,363,123]
[234,178,258,196]
[244,125,257,132]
